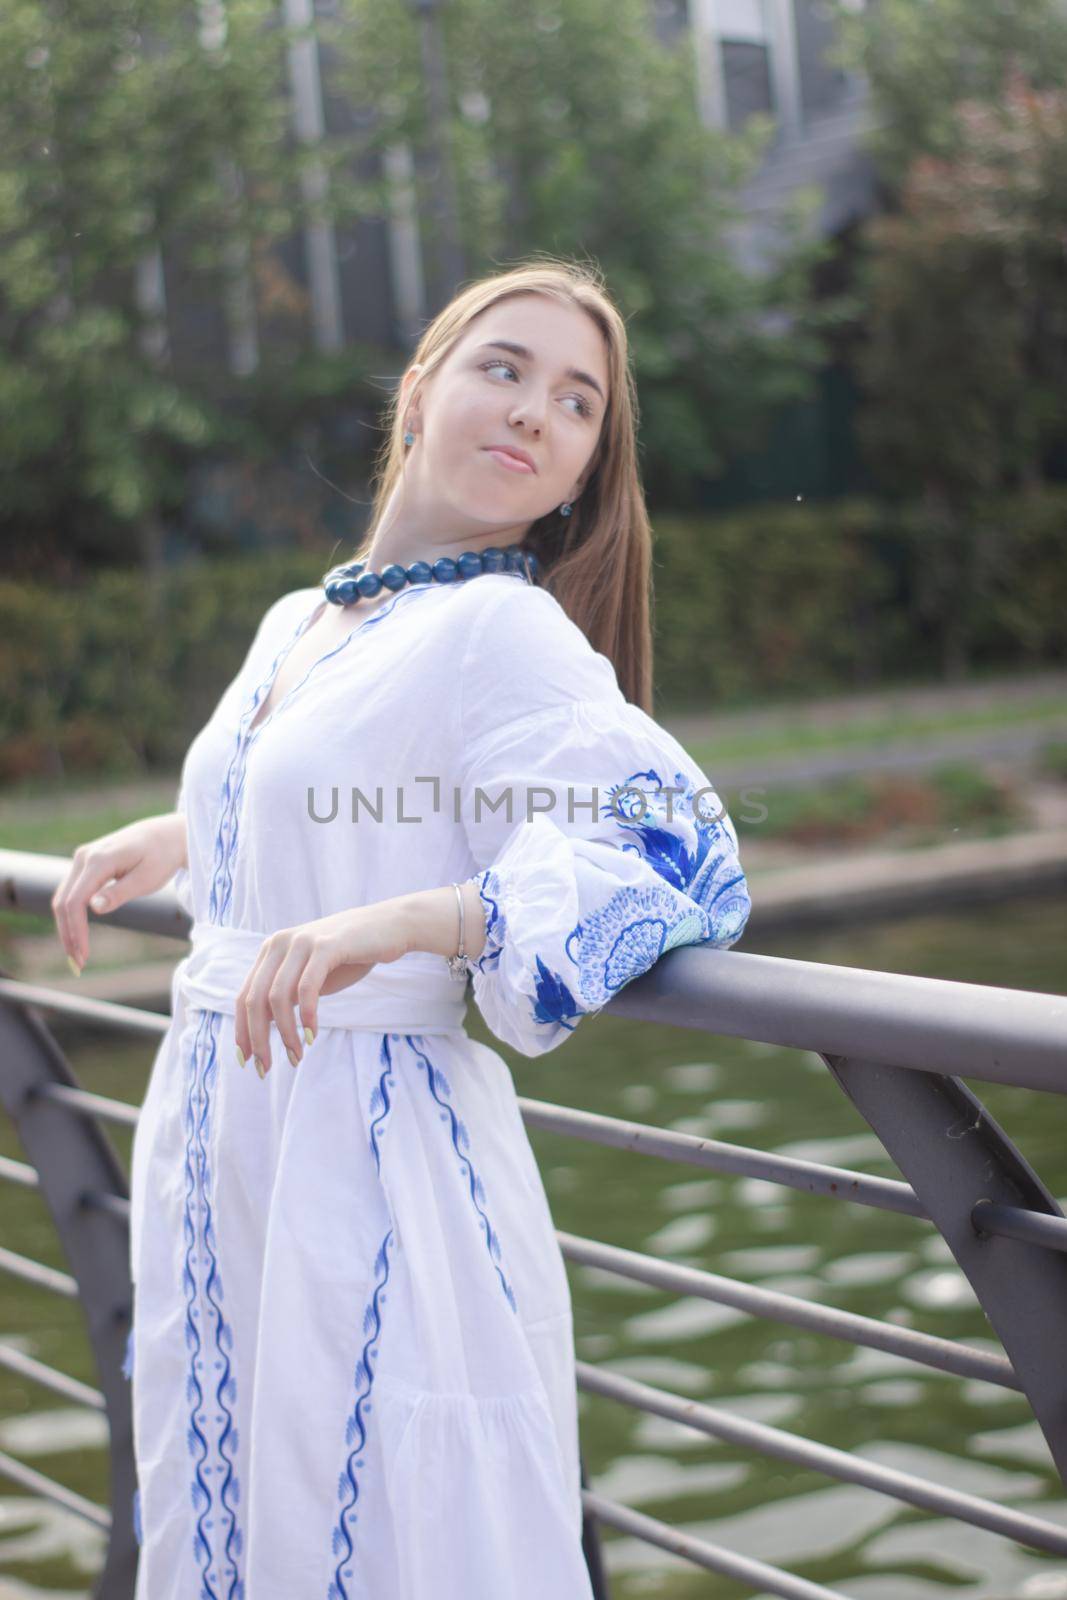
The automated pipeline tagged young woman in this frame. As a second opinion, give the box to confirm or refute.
[53,259,751,1598]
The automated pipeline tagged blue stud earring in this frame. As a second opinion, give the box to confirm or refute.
[403,430,415,447]
[559,501,573,517]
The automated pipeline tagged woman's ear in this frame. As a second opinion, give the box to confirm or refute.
[398,362,424,413]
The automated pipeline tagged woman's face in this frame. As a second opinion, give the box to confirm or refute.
[401,294,609,536]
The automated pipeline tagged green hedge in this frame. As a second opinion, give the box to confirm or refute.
[3,490,1065,784]
[0,550,321,784]
[652,489,1067,708]
[652,497,899,707]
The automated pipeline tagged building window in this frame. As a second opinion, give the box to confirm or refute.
[721,40,774,131]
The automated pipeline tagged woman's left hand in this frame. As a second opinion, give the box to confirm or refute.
[234,901,412,1077]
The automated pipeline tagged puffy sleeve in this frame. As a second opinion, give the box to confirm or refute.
[456,582,751,1057]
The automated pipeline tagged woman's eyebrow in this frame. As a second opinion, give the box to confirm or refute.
[475,340,605,404]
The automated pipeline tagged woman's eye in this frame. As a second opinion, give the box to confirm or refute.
[479,359,593,417]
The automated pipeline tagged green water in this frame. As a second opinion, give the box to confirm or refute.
[1,895,1065,1598]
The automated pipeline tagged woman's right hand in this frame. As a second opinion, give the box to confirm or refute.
[51,811,189,975]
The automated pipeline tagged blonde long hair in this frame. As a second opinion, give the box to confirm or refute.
[358,258,654,712]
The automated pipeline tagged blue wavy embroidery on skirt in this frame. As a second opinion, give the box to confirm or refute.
[327,1227,394,1600]
[182,1009,245,1600]
[406,1035,519,1314]
[325,1035,400,1597]
[366,1034,397,1175]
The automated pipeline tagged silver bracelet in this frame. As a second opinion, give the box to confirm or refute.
[446,882,475,981]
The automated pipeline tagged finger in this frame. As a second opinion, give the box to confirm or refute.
[233,946,271,1070]
[302,953,377,1039]
[268,942,317,1067]
[294,946,339,1051]
[247,938,291,1077]
[233,982,251,1067]
[246,980,275,1077]
[87,862,153,916]
[53,853,97,970]
[61,860,150,971]
[51,867,78,968]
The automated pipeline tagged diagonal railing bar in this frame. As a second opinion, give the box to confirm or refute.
[520,1098,926,1217]
[580,1486,853,1600]
[0,1152,40,1188]
[0,1341,106,1410]
[34,1082,141,1129]
[558,1232,1018,1389]
[0,1448,111,1530]
[972,1198,1067,1252]
[0,1244,80,1300]
[0,976,169,1039]
[576,1364,1067,1557]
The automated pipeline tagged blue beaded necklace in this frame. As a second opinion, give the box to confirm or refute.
[322,542,540,607]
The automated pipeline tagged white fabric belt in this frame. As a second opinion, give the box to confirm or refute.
[171,919,469,1034]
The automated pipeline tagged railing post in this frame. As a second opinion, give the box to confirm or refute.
[579,1450,611,1599]
[822,1049,1067,1482]
[0,988,137,1599]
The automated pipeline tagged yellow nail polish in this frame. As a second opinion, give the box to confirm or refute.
[255,1057,267,1079]
[287,1048,299,1068]
[67,955,82,977]
[303,1025,316,1046]
[235,1046,246,1068]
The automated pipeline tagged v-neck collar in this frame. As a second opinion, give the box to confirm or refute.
[241,581,438,743]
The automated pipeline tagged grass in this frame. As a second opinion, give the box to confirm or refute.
[1037,739,1067,782]
[0,796,177,858]
[676,693,1067,765]
[732,761,1029,848]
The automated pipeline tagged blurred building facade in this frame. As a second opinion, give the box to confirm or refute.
[165,0,882,517]
[243,0,881,358]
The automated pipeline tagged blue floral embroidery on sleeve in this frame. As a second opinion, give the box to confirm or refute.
[604,767,749,937]
[475,763,749,1042]
[531,955,584,1032]
[473,870,505,974]
[564,880,708,1006]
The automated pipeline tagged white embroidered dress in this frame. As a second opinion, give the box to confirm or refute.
[126,569,750,1600]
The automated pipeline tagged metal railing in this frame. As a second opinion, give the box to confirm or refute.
[1,845,1066,1600]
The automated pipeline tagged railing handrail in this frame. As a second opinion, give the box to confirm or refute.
[3,846,1065,1092]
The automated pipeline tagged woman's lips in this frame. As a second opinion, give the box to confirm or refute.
[484,447,535,474]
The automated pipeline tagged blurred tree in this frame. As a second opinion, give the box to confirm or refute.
[325,0,841,503]
[1,0,839,576]
[0,0,309,581]
[827,0,1067,680]
[856,71,1067,503]
[830,0,1067,183]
